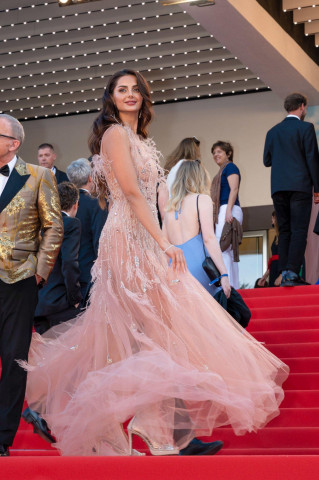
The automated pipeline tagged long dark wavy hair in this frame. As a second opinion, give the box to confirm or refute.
[88,69,153,155]
[88,69,153,208]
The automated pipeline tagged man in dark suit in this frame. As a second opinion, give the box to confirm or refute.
[34,182,82,334]
[37,143,68,184]
[66,158,108,304]
[264,93,319,287]
[0,114,63,456]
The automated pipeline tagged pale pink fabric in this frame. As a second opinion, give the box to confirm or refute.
[305,201,319,284]
[23,125,289,456]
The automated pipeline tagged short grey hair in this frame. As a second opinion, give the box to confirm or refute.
[0,114,25,146]
[66,158,91,188]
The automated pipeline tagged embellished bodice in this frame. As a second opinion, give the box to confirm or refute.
[91,124,166,287]
[98,124,162,212]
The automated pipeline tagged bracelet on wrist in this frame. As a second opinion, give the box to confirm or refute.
[163,244,174,254]
[209,273,228,286]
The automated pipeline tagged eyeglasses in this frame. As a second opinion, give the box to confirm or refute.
[0,133,17,140]
[192,136,200,146]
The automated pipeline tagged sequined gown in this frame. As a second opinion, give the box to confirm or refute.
[23,125,289,456]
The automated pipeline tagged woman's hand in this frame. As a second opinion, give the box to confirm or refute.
[221,275,231,298]
[225,207,233,224]
[257,277,266,287]
[164,245,187,273]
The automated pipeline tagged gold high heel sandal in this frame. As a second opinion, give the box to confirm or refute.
[120,423,145,456]
[127,417,179,456]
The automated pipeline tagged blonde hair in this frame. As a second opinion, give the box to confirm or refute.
[164,137,200,173]
[167,160,211,212]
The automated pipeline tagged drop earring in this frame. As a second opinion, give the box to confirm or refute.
[112,113,120,124]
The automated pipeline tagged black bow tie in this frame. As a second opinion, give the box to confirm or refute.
[0,164,10,177]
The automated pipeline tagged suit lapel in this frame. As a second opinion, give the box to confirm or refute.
[0,158,30,213]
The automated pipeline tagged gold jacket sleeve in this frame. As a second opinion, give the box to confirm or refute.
[36,168,63,280]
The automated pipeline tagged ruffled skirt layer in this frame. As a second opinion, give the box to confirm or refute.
[23,242,288,456]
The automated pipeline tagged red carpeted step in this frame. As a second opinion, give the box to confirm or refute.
[281,357,319,373]
[248,317,319,332]
[212,427,319,449]
[13,430,57,450]
[249,305,318,319]
[284,372,319,390]
[2,456,319,480]
[219,447,319,455]
[281,390,319,408]
[9,449,60,456]
[266,408,319,427]
[244,294,319,309]
[239,285,319,298]
[266,342,319,358]
[252,329,319,344]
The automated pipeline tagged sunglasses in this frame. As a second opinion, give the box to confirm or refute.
[0,133,18,140]
[193,136,200,146]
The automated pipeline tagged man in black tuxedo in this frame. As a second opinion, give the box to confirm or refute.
[0,115,63,456]
[66,158,108,305]
[37,143,68,184]
[34,182,82,334]
[264,93,319,286]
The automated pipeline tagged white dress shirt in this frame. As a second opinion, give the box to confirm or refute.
[0,155,17,196]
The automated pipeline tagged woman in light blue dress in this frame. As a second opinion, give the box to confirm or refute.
[163,160,231,299]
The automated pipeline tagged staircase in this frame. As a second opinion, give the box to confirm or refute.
[8,285,319,461]
[214,284,319,456]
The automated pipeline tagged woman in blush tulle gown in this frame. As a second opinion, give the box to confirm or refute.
[22,69,289,457]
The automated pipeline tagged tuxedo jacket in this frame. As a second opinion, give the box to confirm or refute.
[35,213,82,316]
[0,157,63,284]
[76,189,108,286]
[55,167,69,184]
[263,117,319,196]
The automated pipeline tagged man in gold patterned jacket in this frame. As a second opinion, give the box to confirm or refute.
[0,114,63,456]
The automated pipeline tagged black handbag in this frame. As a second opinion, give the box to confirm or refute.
[314,212,319,235]
[196,195,222,287]
[213,288,251,329]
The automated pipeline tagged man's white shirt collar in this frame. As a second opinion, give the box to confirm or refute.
[7,155,18,174]
[286,115,300,120]
[0,155,18,196]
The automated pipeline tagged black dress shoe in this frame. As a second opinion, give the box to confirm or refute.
[281,271,310,287]
[179,438,224,456]
[0,444,9,456]
[22,407,55,444]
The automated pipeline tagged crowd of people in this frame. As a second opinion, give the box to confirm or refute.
[0,69,318,457]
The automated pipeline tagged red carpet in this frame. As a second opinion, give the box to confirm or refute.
[3,285,319,478]
[2,456,319,480]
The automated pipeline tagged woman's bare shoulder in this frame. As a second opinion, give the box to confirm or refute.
[101,124,129,143]
[198,193,213,204]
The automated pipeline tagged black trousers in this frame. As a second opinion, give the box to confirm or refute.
[0,276,38,446]
[34,305,80,335]
[80,281,92,308]
[272,191,312,274]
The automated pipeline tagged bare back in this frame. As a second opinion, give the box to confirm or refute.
[164,193,203,246]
